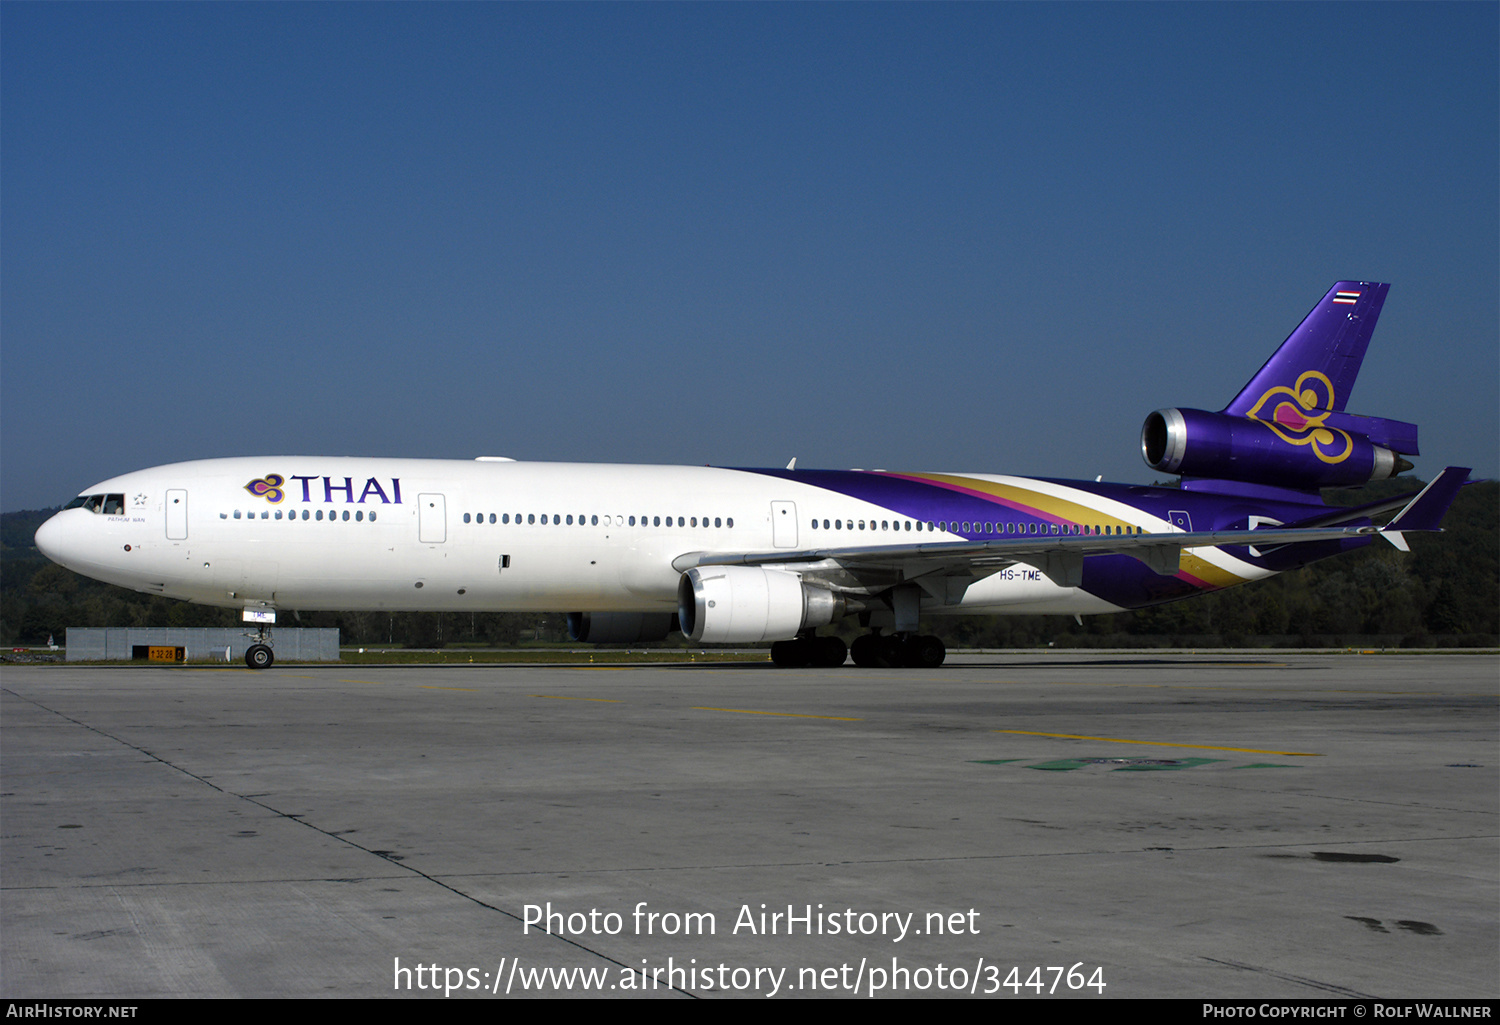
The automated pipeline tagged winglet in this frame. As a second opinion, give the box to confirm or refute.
[1383,466,1471,534]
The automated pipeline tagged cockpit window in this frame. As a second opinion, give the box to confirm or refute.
[68,493,126,514]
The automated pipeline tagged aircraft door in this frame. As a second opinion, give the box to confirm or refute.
[771,501,797,548]
[418,494,446,543]
[166,490,188,540]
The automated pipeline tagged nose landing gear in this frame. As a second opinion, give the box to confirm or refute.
[245,625,274,669]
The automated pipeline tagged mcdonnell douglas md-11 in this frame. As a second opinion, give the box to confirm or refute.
[35,283,1470,669]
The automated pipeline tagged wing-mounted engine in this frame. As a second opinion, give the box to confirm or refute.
[677,566,844,643]
[1142,406,1415,490]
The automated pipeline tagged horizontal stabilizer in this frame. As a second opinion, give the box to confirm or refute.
[1318,412,1419,455]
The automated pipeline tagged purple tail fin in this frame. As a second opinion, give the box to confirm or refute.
[1224,282,1390,417]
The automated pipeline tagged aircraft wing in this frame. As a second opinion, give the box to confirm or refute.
[671,467,1470,595]
[1277,466,1474,530]
[672,523,1379,592]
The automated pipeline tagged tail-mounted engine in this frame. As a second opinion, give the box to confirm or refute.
[1142,407,1415,490]
[677,566,844,644]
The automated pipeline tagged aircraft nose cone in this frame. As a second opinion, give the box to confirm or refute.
[34,511,85,571]
[34,513,65,563]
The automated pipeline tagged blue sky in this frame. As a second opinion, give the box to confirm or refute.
[4,3,1496,511]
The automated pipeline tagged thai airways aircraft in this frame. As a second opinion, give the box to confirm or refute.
[35,282,1468,670]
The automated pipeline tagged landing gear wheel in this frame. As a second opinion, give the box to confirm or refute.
[853,633,944,668]
[852,634,903,668]
[772,636,848,668]
[770,640,809,668]
[813,636,848,667]
[246,644,274,669]
[850,634,881,668]
[905,635,946,668]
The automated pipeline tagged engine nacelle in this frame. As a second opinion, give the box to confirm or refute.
[677,566,843,644]
[1142,407,1408,489]
[567,611,676,644]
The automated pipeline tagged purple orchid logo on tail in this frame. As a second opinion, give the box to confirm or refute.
[1244,371,1353,463]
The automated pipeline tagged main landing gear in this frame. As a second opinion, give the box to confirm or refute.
[245,625,274,669]
[770,634,849,668]
[768,632,948,668]
[850,632,946,669]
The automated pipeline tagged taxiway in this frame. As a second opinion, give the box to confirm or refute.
[2,653,1495,998]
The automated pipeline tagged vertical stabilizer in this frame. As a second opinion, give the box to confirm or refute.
[1224,282,1389,416]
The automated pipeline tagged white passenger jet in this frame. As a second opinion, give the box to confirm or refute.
[34,283,1468,669]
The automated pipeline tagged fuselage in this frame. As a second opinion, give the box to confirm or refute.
[33,456,1362,619]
